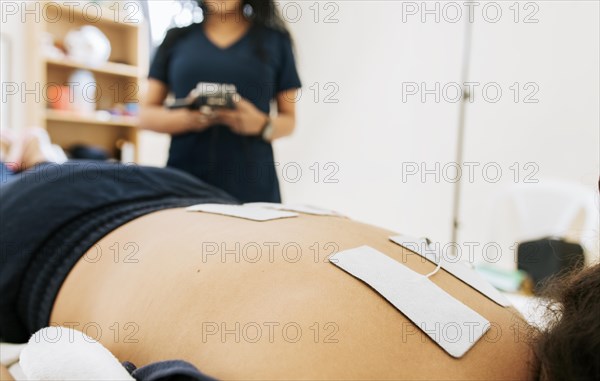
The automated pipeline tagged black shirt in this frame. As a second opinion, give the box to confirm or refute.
[0,162,236,343]
[149,23,301,202]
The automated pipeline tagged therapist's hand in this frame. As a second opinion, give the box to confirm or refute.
[175,108,216,133]
[217,98,268,136]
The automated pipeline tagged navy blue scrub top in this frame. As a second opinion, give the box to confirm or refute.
[149,23,301,203]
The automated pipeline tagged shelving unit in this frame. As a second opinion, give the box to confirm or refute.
[45,58,139,78]
[27,0,148,161]
[45,109,139,128]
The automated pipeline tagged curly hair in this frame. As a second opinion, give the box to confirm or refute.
[534,263,600,380]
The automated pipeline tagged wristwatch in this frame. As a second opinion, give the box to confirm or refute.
[261,117,274,141]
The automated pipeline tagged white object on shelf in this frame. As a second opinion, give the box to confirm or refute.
[64,26,111,67]
[68,69,97,114]
[41,32,65,60]
[120,141,136,163]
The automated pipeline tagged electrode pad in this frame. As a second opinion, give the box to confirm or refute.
[245,202,344,217]
[389,235,510,307]
[330,245,490,358]
[186,204,298,221]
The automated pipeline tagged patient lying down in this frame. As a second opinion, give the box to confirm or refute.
[0,129,598,380]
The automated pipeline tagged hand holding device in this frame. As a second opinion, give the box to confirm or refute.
[167,82,239,111]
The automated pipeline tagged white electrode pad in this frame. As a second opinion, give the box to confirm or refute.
[245,202,343,217]
[186,204,298,221]
[330,246,490,358]
[389,235,510,307]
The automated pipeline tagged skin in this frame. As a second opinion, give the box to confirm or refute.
[5,132,536,379]
[2,127,59,171]
[51,209,536,380]
[0,365,14,381]
[140,0,298,142]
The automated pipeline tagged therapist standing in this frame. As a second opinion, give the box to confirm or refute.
[140,0,301,202]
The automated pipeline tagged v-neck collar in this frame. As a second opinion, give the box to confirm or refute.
[200,23,252,51]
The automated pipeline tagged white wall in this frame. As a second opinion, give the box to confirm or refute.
[275,1,466,242]
[457,1,600,268]
[274,1,599,267]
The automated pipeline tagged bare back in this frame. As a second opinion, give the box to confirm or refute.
[51,209,535,380]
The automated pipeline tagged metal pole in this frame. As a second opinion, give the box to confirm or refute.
[450,3,474,256]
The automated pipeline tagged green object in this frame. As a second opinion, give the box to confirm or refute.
[475,265,528,293]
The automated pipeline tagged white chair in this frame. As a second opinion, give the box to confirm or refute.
[487,180,599,269]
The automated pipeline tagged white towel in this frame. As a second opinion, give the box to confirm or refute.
[0,342,27,380]
[19,327,134,380]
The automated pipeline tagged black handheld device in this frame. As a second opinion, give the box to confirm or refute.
[167,82,238,110]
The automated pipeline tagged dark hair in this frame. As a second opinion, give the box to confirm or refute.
[534,263,600,380]
[199,0,291,38]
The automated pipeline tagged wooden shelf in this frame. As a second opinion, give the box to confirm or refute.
[45,58,139,78]
[29,1,148,162]
[46,109,139,128]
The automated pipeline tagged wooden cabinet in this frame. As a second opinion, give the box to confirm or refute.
[27,1,148,161]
